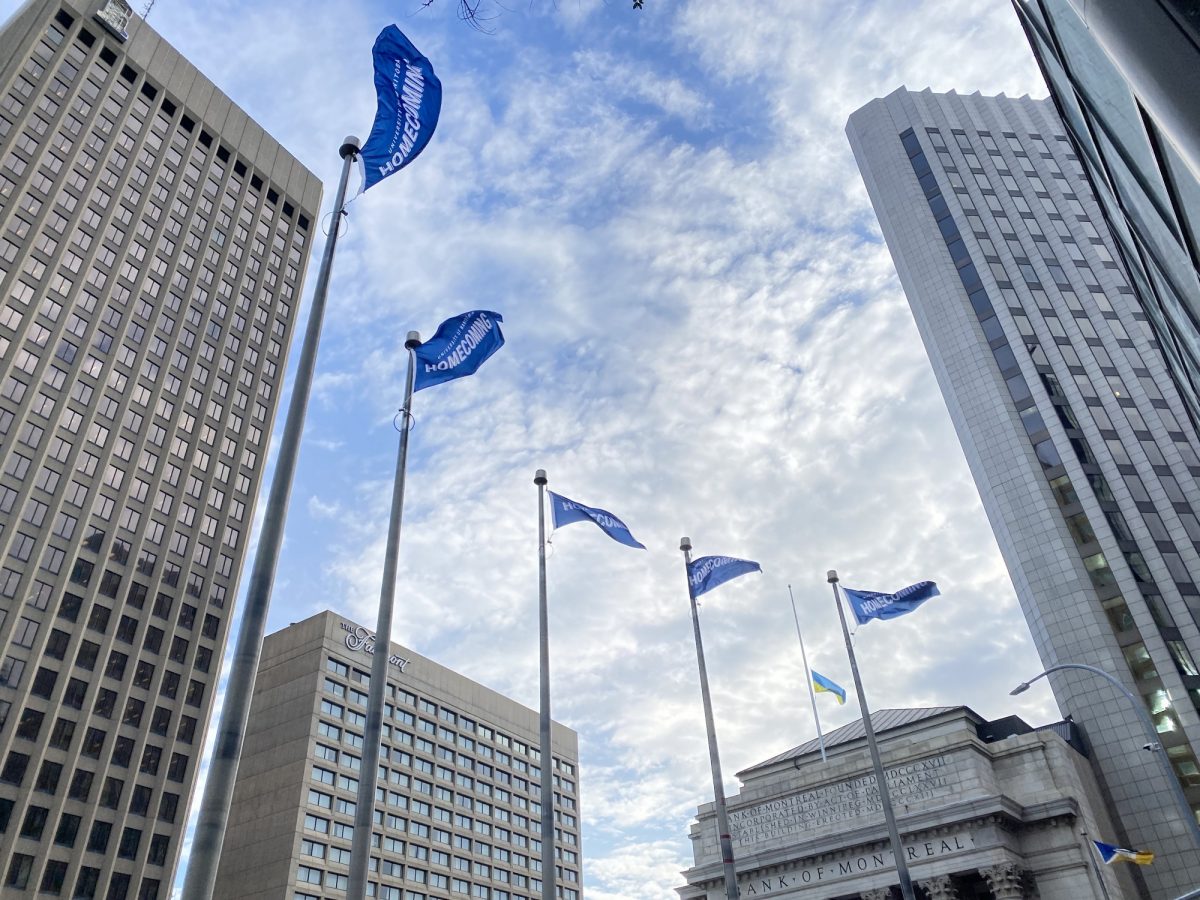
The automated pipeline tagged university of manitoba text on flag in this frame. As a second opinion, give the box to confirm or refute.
[413,311,505,392]
[360,25,442,192]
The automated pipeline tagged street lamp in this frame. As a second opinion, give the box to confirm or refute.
[1011,662,1200,850]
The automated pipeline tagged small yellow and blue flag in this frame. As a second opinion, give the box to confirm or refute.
[1092,840,1154,866]
[811,670,846,705]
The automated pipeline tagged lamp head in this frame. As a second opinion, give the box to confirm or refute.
[1009,682,1031,696]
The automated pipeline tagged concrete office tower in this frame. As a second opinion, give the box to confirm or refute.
[215,611,583,900]
[848,89,1200,898]
[0,1,320,897]
[1010,0,1200,427]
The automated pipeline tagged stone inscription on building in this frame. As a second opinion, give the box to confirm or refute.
[729,755,952,847]
[708,831,974,899]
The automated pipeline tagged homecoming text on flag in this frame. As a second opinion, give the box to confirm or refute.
[549,491,645,549]
[360,25,442,192]
[688,555,762,598]
[842,581,940,625]
[413,311,505,392]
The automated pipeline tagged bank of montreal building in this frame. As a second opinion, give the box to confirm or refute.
[215,611,583,900]
[848,89,1200,898]
[0,0,321,897]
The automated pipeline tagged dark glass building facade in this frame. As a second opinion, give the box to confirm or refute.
[1011,0,1200,429]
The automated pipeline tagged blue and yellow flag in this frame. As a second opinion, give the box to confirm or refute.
[1092,840,1153,865]
[811,670,846,705]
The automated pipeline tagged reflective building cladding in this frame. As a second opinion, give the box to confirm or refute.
[1010,0,1200,426]
[849,88,1200,899]
[0,0,320,896]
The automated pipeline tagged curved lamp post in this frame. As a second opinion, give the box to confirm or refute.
[1011,663,1200,850]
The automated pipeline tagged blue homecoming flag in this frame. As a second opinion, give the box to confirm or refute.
[687,556,762,598]
[360,25,442,192]
[1092,840,1154,866]
[548,491,645,550]
[842,581,940,626]
[811,670,846,705]
[413,311,505,392]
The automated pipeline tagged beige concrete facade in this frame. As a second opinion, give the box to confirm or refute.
[216,610,582,900]
[679,708,1137,900]
[0,1,320,896]
[846,88,1200,898]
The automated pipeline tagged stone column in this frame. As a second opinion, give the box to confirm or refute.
[980,862,1025,900]
[917,874,959,900]
[860,889,894,900]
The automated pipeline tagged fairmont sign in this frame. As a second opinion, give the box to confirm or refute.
[709,832,975,898]
[94,0,132,41]
[340,622,411,672]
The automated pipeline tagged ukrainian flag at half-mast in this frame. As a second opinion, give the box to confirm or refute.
[811,670,846,705]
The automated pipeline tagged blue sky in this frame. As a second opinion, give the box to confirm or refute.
[2,0,1063,895]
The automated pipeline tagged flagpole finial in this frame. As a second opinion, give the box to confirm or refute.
[534,469,547,486]
[680,537,692,552]
[339,135,361,159]
[405,330,421,350]
[826,569,839,584]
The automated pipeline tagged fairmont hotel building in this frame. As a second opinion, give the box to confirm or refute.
[215,611,583,900]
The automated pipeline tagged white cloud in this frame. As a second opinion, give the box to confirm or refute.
[7,0,1067,895]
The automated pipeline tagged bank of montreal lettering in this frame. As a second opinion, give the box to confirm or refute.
[708,832,975,898]
[340,622,411,672]
[730,756,952,847]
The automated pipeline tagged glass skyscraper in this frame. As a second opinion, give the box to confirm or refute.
[0,1,320,896]
[1010,0,1200,427]
[849,88,1200,899]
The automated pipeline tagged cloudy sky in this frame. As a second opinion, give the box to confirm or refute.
[0,0,1065,895]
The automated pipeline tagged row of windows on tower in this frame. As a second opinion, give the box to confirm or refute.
[900,125,1200,804]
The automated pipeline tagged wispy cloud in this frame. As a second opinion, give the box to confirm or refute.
[5,0,1064,895]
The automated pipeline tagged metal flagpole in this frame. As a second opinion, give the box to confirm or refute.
[788,584,827,763]
[181,135,361,900]
[680,538,739,900]
[535,470,556,900]
[1080,831,1114,900]
[827,570,915,900]
[346,330,422,900]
